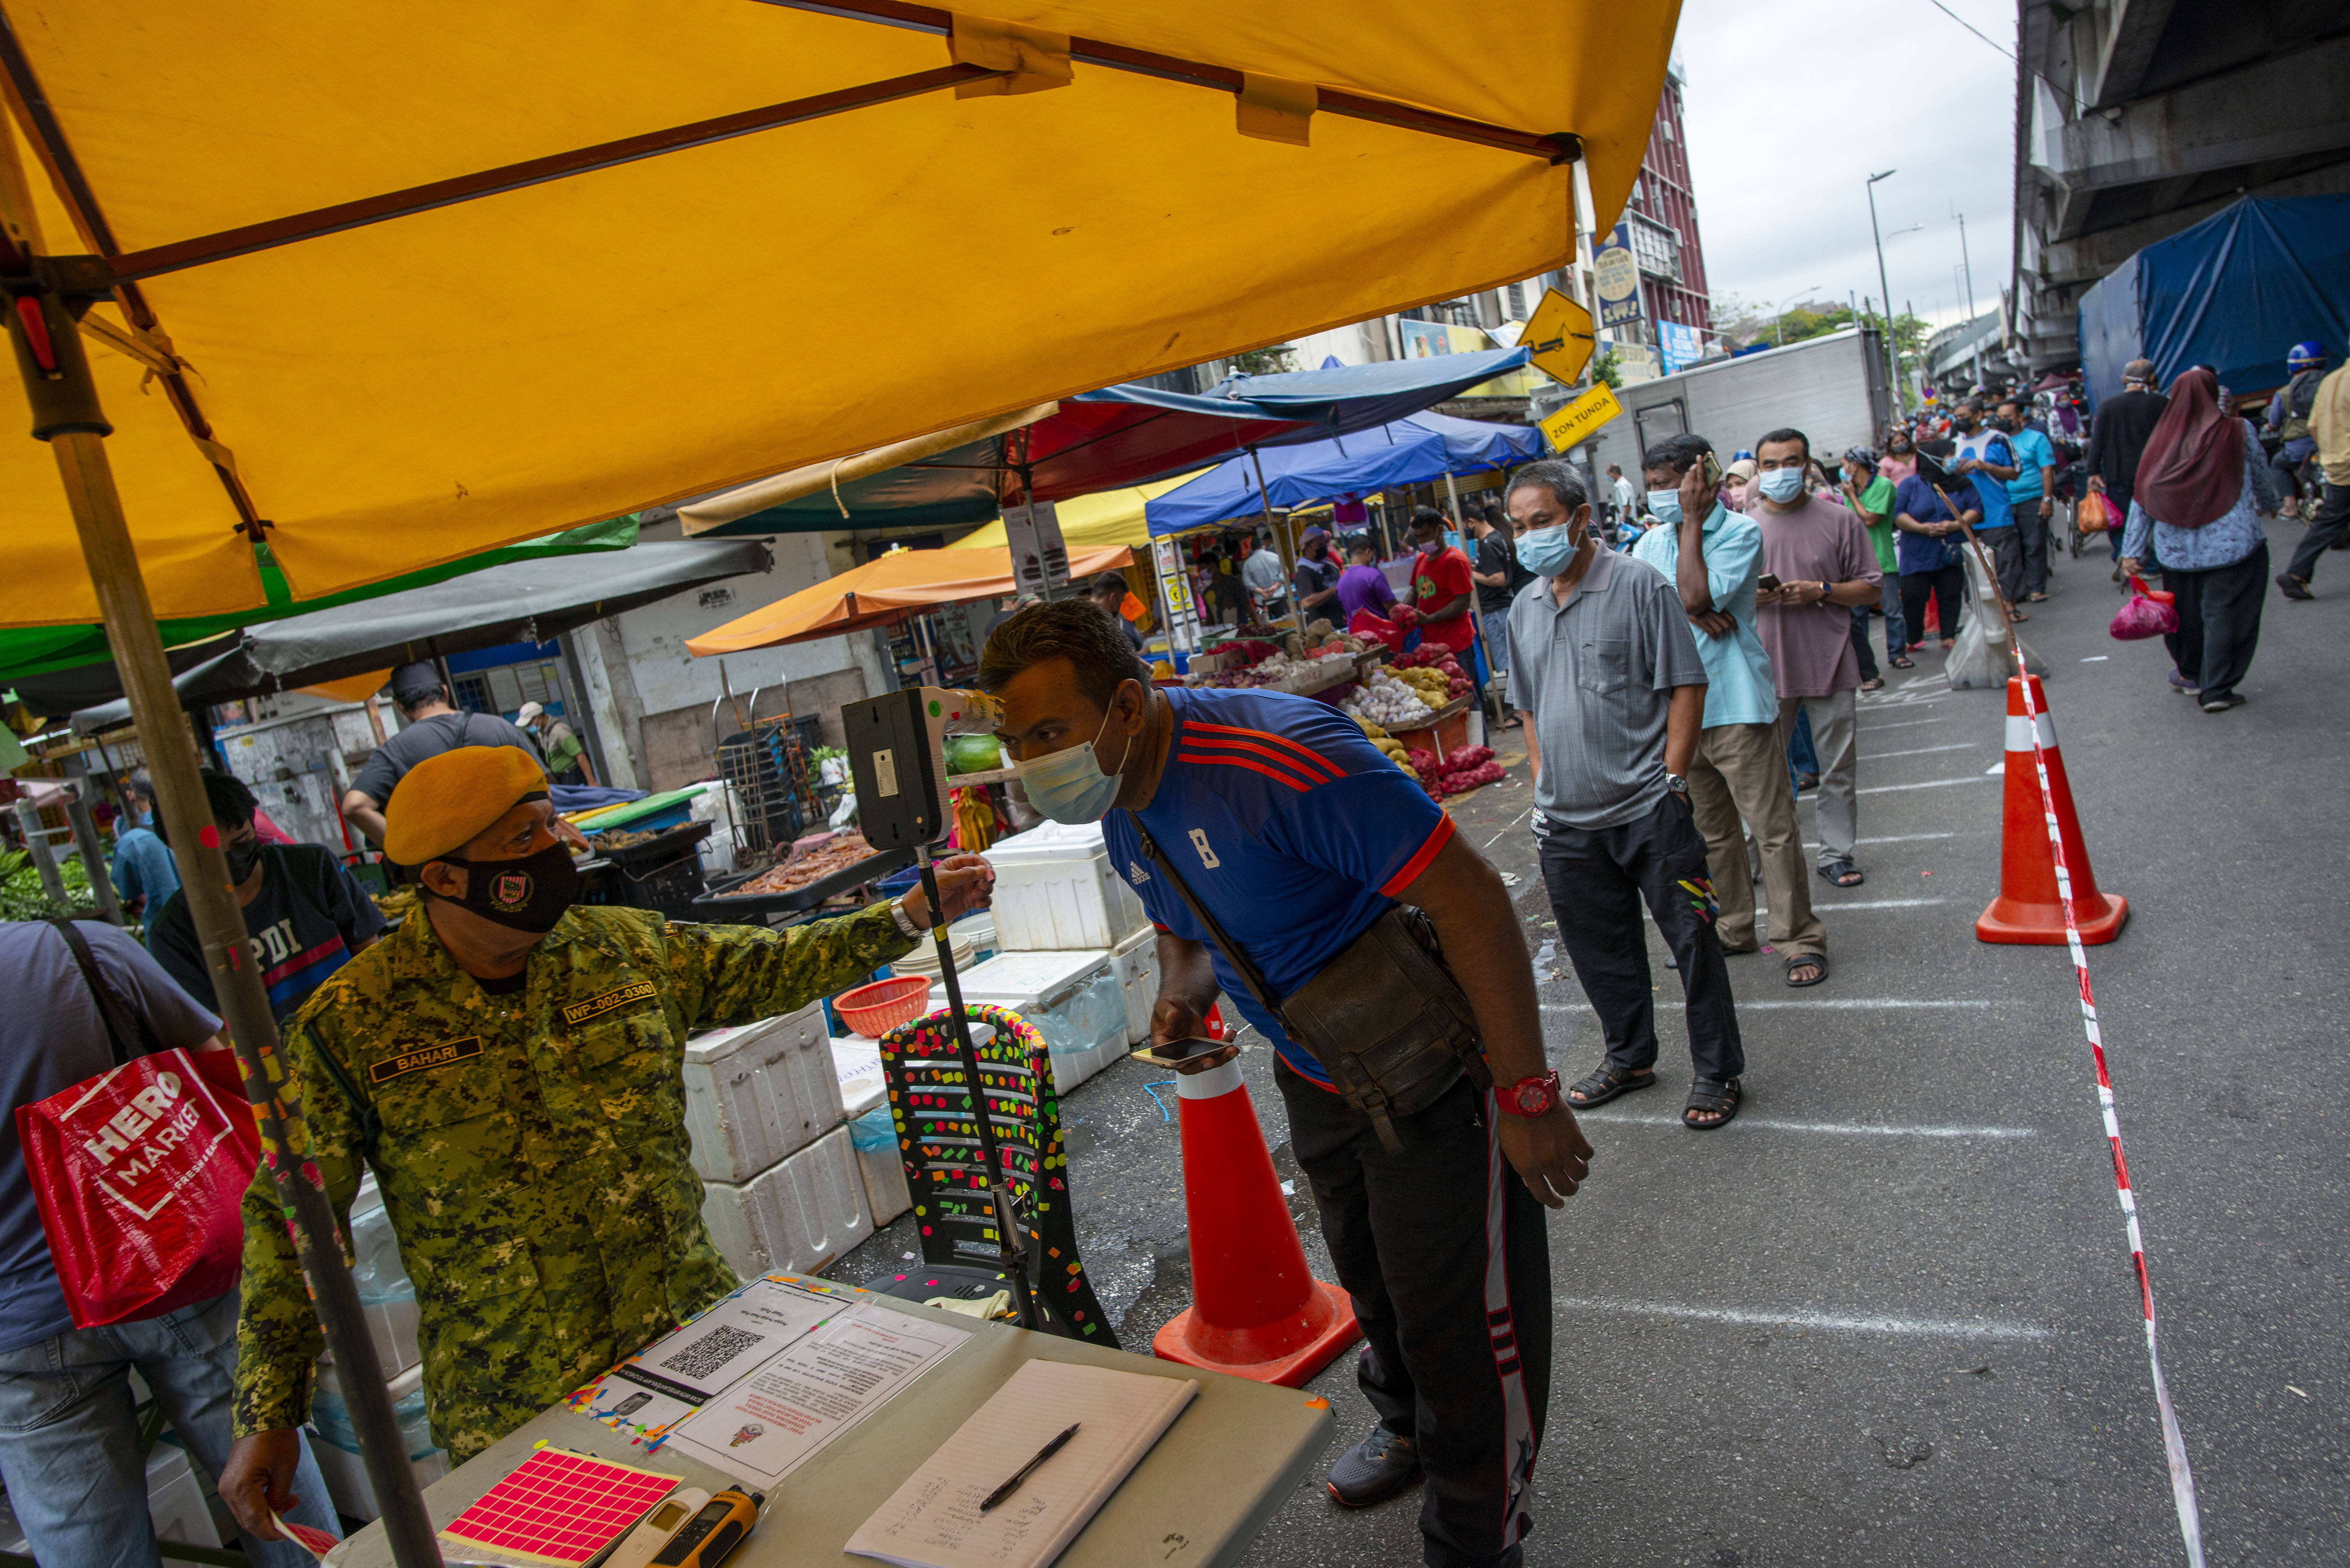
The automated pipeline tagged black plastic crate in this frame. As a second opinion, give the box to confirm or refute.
[584,843,710,922]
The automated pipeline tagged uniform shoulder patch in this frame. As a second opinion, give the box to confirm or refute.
[369,1036,483,1085]
[562,981,660,1027]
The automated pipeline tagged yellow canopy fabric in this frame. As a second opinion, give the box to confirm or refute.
[687,543,1137,654]
[0,0,1675,629]
[947,471,1203,552]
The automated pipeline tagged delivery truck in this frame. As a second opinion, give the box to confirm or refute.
[1578,325,1894,483]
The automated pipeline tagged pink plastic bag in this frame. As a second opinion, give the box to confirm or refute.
[2108,576,2178,640]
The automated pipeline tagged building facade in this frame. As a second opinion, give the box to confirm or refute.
[1617,57,1715,359]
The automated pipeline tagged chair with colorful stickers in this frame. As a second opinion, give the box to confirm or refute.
[864,1004,1118,1346]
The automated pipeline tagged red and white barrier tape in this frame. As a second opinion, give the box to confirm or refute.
[2010,670,2206,1566]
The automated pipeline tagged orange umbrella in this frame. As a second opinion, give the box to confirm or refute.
[686,544,1135,654]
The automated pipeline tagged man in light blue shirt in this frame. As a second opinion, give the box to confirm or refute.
[1632,434,1825,976]
[1998,397,2059,602]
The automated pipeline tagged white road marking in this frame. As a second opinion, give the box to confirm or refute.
[1867,741,1982,760]
[1650,896,1947,922]
[1552,1298,2050,1341]
[1985,760,2007,775]
[2081,655,2109,662]
[1803,831,1973,847]
[1541,998,1994,1013]
[1861,715,1957,731]
[1854,775,1995,795]
[1572,1109,2037,1139]
[1483,808,1534,849]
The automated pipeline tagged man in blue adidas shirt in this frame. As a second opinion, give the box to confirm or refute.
[981,600,1588,1568]
[1950,399,2027,608]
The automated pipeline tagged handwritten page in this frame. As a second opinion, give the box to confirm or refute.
[662,1303,968,1487]
[844,1360,1198,1568]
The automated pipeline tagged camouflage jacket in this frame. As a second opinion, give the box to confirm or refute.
[231,900,913,1461]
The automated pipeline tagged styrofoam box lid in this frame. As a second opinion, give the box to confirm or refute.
[981,820,1108,864]
[831,1038,886,1119]
[685,999,826,1064]
[1111,925,1155,958]
[928,948,1111,1008]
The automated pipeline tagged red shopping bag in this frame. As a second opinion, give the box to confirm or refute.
[16,921,260,1328]
[2075,491,2114,535]
[2108,575,2178,640]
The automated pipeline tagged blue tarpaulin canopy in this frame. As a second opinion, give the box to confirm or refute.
[1146,422,1455,535]
[1402,409,1546,468]
[2077,195,2350,410]
[1198,348,1536,439]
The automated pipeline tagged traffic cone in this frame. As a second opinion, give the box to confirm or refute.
[1976,676,2127,944]
[1151,1057,1360,1386]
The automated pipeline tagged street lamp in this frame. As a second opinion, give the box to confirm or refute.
[1867,169,1900,411]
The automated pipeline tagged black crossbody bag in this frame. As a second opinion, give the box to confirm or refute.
[1133,823,1490,1152]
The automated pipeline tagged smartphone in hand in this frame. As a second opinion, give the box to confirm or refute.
[1131,1036,1227,1069]
[1756,573,1783,593]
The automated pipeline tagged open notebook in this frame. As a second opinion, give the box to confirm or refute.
[845,1360,1198,1568]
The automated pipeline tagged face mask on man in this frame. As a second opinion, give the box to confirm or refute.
[1646,489,1684,526]
[434,840,581,934]
[225,836,264,883]
[1515,519,1584,576]
[1415,536,1444,557]
[1756,467,1806,504]
[1013,701,1134,824]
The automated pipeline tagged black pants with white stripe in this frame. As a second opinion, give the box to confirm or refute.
[1277,1062,1552,1568]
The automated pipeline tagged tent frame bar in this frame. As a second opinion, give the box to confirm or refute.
[768,0,1581,164]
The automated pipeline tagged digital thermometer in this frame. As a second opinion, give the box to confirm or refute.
[603,1487,708,1568]
[649,1487,763,1568]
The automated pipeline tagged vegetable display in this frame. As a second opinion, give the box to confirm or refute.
[1340,668,1435,729]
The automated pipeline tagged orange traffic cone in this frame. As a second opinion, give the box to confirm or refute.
[1976,676,2127,944]
[1151,1058,1360,1386]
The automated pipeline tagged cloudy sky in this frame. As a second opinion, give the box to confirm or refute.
[1673,0,2021,334]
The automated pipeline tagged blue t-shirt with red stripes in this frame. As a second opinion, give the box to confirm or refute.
[1103,687,1453,1086]
[148,844,386,1022]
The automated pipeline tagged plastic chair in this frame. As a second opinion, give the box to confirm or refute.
[865,1004,1119,1347]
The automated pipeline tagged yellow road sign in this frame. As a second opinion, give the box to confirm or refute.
[1520,288,1596,385]
[1539,382,1622,453]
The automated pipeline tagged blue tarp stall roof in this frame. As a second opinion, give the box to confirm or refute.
[2077,195,2350,411]
[1146,422,1454,536]
[1198,347,1537,440]
[683,384,1316,535]
[1400,410,1545,468]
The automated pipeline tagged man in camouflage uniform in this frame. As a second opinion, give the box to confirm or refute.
[219,747,990,1539]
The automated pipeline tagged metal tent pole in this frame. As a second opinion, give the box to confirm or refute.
[7,272,443,1565]
[1246,447,1301,633]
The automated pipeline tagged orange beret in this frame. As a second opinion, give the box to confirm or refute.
[383,745,550,866]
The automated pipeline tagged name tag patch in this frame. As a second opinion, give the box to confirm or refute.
[563,982,659,1028]
[370,1036,483,1085]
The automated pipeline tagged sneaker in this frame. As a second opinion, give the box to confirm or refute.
[2277,573,2314,601]
[2200,694,2247,713]
[2167,669,2201,694]
[1326,1424,1421,1508]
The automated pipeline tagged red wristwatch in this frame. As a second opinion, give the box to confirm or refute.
[1496,1071,1561,1118]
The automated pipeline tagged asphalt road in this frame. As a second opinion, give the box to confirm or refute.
[829,516,2347,1565]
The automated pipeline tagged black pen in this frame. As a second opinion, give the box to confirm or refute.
[978,1422,1081,1513]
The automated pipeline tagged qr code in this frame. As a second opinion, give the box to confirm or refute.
[659,1323,764,1383]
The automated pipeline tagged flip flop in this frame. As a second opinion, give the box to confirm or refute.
[1784,952,1828,988]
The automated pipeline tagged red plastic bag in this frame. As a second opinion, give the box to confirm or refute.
[17,1042,260,1329]
[2108,575,2177,641]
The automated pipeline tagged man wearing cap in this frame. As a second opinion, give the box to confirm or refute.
[1292,526,1345,629]
[339,662,542,848]
[517,701,591,786]
[218,746,993,1541]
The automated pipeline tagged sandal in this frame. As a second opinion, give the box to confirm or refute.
[1860,675,1884,691]
[2025,592,2049,603]
[1939,638,1955,650]
[1784,952,1828,988]
[1889,653,1915,668]
[1817,859,1863,888]
[1566,1064,1655,1109]
[1683,1077,1742,1129]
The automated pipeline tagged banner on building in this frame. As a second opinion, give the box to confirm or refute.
[1658,321,1701,375]
[1593,225,1644,330]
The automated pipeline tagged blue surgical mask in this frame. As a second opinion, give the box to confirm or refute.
[1646,490,1684,526]
[1757,467,1806,504]
[1013,704,1134,824]
[1515,523,1583,577]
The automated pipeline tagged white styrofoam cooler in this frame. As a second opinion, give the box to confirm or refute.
[927,948,1126,1095]
[846,1106,913,1226]
[683,1000,843,1183]
[983,821,1148,952]
[700,1125,873,1278]
[830,1036,886,1119]
[1110,925,1160,1046]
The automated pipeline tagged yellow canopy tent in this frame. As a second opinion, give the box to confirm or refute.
[947,471,1203,552]
[685,543,1137,653]
[0,0,1673,629]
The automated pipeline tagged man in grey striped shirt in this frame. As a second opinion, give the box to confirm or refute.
[1504,459,1749,1130]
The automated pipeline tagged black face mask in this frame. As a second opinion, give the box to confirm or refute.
[225,838,264,884]
[433,841,581,934]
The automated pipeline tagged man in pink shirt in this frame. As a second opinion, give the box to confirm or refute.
[1749,427,1883,890]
